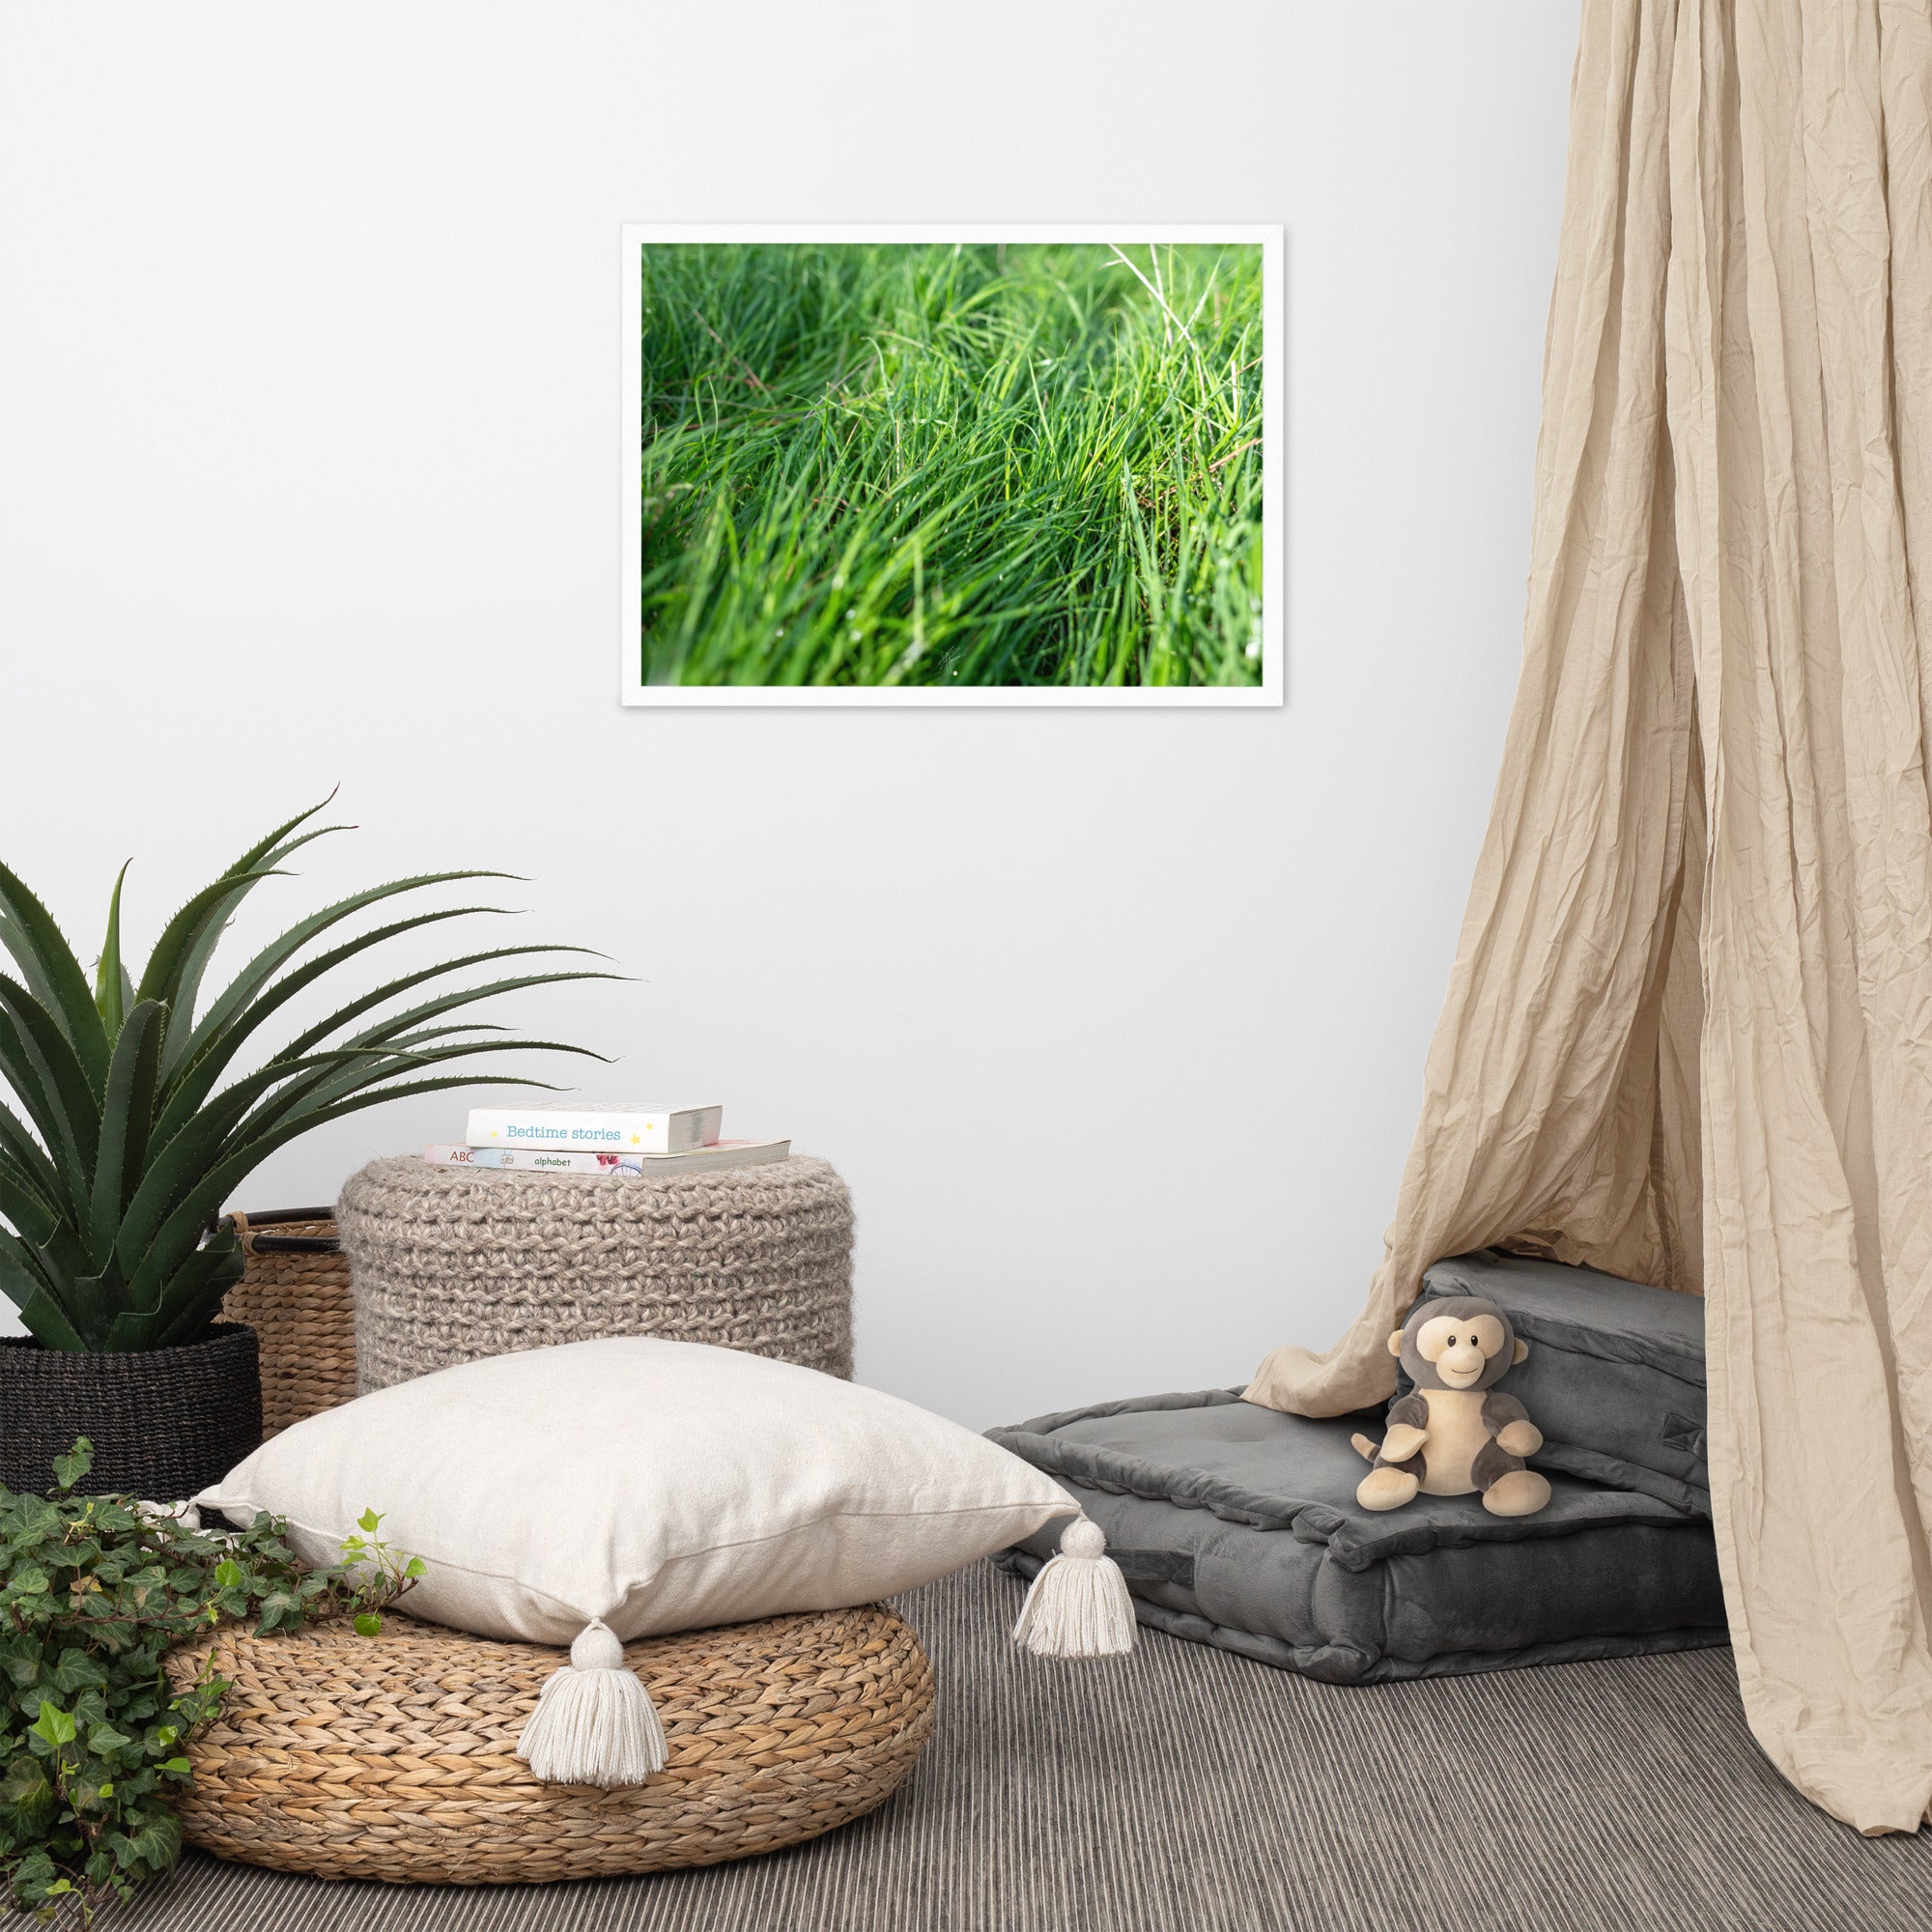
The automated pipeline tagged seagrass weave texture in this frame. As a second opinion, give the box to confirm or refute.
[337,1155,854,1391]
[0,1325,260,1499]
[220,1211,358,1436]
[167,1604,934,1884]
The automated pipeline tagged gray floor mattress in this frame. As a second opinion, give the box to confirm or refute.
[991,1389,1726,1683]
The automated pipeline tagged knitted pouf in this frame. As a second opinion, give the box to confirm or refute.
[337,1155,854,1392]
[167,1603,934,1884]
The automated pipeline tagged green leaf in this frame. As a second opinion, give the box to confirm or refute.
[49,1646,107,1695]
[234,1031,605,1157]
[211,1559,242,1589]
[50,1439,93,1492]
[272,958,620,1072]
[0,973,101,1194]
[94,859,131,1037]
[115,1052,388,1283]
[403,1556,426,1579]
[131,1072,582,1346]
[67,1269,134,1351]
[160,882,531,1111]
[356,1508,381,1533]
[96,1306,157,1351]
[0,1234,87,1350]
[153,797,349,1077]
[0,1094,67,1223]
[253,1588,300,1631]
[88,998,165,1269]
[133,866,284,1014]
[32,1701,76,1748]
[0,860,111,1095]
[106,1808,180,1871]
[156,908,516,1129]
[87,1721,133,1754]
[0,1016,87,1231]
[156,1757,191,1776]
[111,1239,243,1352]
[352,1612,382,1637]
[0,1165,59,1264]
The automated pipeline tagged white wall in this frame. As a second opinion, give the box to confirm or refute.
[0,1,1578,1426]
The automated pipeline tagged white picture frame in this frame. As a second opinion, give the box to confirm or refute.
[620,223,1283,707]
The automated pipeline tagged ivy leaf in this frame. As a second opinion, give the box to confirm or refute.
[0,1756,51,1806]
[49,1437,94,1493]
[31,1701,76,1748]
[251,1601,293,1636]
[353,1611,383,1637]
[11,1851,58,1897]
[1,1641,42,1687]
[49,1646,108,1694]
[356,1508,383,1534]
[69,1771,117,1813]
[404,1556,427,1579]
[107,1810,181,1870]
[0,1423,418,1918]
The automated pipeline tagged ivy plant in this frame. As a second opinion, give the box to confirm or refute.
[0,1440,418,1923]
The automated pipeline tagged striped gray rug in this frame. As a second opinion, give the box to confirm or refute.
[128,1561,1931,1932]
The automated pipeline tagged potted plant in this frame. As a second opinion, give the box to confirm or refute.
[0,799,608,1498]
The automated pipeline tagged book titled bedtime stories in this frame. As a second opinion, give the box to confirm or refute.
[426,1140,789,1177]
[464,1103,724,1152]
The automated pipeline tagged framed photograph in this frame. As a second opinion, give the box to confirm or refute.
[621,224,1282,706]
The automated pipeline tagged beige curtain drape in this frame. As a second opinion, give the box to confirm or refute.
[1248,0,1932,1834]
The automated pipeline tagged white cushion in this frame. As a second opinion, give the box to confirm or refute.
[196,1338,1077,1645]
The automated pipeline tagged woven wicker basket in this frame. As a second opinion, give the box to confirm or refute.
[0,1324,261,1499]
[168,1602,934,1883]
[220,1208,358,1438]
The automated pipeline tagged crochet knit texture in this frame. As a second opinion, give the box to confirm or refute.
[336,1155,854,1391]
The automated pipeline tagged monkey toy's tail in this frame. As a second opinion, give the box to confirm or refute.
[1350,1433,1378,1463]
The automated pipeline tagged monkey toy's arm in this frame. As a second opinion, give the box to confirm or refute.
[1483,1391,1543,1461]
[1378,1392,1430,1465]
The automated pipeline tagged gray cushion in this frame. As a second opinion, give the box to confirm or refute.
[989,1390,1725,1684]
[1421,1249,1708,1514]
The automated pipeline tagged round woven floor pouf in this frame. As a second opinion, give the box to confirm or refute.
[168,1603,933,1885]
[337,1154,854,1391]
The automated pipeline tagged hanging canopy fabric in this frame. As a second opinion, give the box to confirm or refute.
[1247,0,1932,1834]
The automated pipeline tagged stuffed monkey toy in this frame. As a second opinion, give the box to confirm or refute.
[1350,1294,1551,1517]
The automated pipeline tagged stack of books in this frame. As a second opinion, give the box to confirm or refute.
[424,1103,789,1177]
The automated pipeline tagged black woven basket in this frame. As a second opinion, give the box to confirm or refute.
[0,1323,263,1501]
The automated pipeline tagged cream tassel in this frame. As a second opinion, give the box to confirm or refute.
[1011,1517,1136,1659]
[516,1619,668,1785]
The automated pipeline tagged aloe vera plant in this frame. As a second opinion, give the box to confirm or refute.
[0,801,611,1352]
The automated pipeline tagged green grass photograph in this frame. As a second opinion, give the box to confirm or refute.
[624,231,1276,700]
